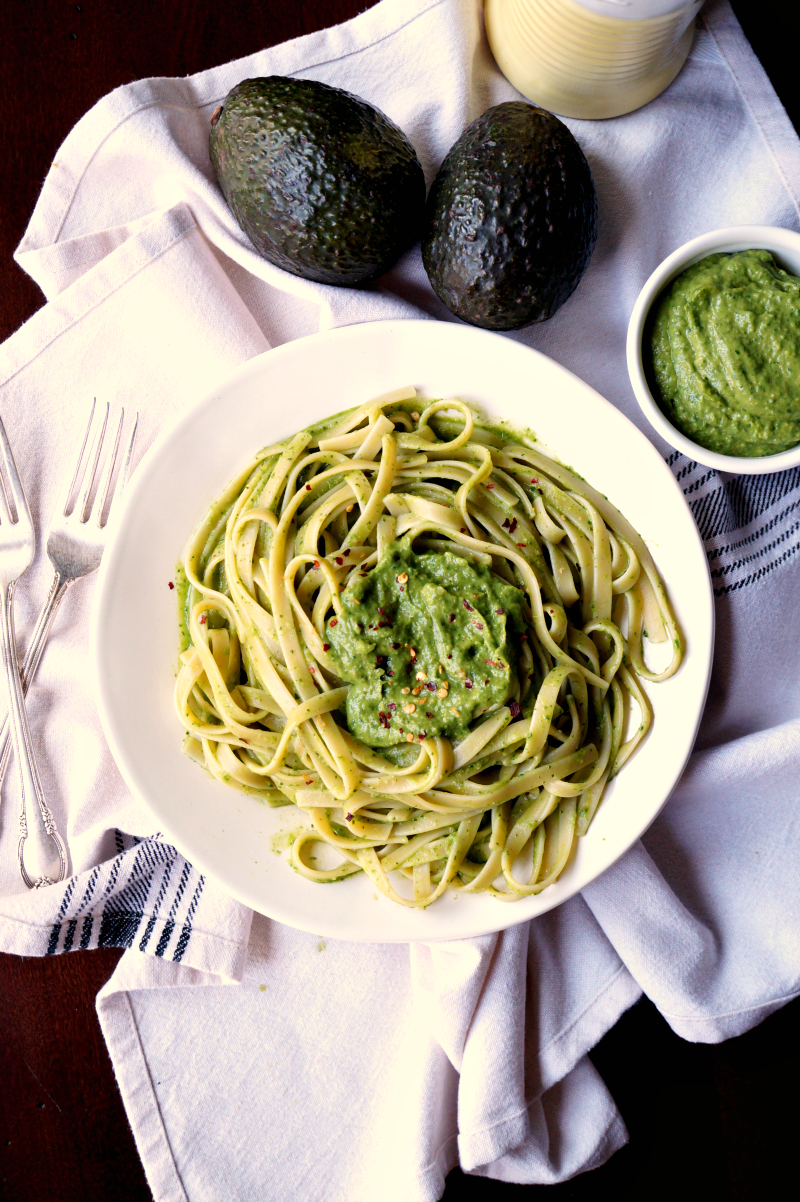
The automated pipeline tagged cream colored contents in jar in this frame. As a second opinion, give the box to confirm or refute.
[485,0,702,121]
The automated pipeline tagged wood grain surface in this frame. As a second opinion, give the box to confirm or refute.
[0,3,798,1200]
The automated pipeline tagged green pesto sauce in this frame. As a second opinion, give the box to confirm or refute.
[177,558,227,650]
[650,249,800,457]
[176,561,190,652]
[325,535,524,747]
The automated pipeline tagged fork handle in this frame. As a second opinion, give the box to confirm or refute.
[0,570,71,786]
[0,579,68,888]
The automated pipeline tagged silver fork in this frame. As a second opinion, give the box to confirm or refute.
[0,402,138,887]
[0,415,67,888]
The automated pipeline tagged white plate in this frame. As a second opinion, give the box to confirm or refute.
[93,320,714,943]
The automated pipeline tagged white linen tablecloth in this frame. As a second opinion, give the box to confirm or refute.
[1,1,799,1198]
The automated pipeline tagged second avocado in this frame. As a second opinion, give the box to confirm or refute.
[210,77,426,286]
[422,103,598,330]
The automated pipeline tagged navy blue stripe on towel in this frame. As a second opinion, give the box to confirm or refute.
[670,455,800,596]
[45,833,204,964]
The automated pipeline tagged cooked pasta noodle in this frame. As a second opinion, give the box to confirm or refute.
[175,388,682,908]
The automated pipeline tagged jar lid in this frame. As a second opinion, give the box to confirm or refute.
[572,0,703,18]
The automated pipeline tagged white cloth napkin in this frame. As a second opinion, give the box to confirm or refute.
[1,1,800,1198]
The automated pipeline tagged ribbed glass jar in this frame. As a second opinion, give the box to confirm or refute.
[485,0,703,120]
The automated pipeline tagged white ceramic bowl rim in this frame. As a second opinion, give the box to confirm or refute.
[626,224,800,476]
[93,320,714,942]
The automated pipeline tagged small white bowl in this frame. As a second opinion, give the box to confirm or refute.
[627,225,800,475]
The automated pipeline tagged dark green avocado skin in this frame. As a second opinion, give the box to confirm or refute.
[209,76,426,287]
[422,103,598,330]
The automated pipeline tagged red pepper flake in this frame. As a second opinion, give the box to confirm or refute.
[343,550,351,557]
[378,608,385,615]
[463,600,474,612]
[323,643,330,652]
[168,581,175,590]
[335,557,343,566]
[199,614,207,624]
[419,732,426,740]
[464,679,473,689]
[531,477,538,484]
[485,482,494,489]
[449,614,455,623]
[508,518,518,535]
[507,699,521,719]
[496,608,505,615]
[330,617,338,627]
[473,621,484,630]
[345,812,354,821]
[520,633,527,641]
[460,527,467,534]
[517,542,525,548]
[426,682,436,692]
[378,712,390,729]
[309,666,316,673]
[426,712,433,718]
[313,559,320,569]
[392,642,401,650]
[502,518,510,529]
[388,703,397,712]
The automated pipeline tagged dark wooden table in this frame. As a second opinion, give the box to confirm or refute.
[1,3,798,1199]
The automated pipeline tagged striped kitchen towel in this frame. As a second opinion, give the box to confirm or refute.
[671,457,800,595]
[0,831,251,979]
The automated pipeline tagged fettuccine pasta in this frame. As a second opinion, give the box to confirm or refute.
[175,388,681,907]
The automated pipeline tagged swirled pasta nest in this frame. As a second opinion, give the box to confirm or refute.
[175,387,682,908]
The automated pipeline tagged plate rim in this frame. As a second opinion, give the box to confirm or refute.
[92,319,715,942]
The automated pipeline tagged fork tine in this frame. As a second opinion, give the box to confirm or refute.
[76,402,109,523]
[57,398,97,518]
[0,414,32,528]
[105,412,139,523]
[91,407,124,526]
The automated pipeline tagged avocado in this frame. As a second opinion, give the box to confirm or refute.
[209,76,426,287]
[421,102,597,330]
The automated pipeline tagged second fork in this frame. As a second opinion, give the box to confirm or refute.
[0,415,67,887]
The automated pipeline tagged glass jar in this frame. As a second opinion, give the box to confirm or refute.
[485,0,704,120]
